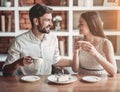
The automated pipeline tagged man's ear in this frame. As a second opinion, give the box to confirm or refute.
[33,18,39,26]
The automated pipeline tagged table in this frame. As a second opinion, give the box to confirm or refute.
[0,74,120,92]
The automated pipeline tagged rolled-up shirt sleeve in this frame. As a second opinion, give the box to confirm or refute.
[3,38,21,68]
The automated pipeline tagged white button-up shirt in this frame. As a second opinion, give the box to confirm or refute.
[4,31,61,75]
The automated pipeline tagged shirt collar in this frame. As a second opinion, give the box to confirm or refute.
[29,30,48,42]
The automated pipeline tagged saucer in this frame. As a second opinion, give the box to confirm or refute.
[21,75,40,82]
[82,76,101,83]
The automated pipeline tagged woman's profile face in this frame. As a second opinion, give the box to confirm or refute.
[78,17,90,35]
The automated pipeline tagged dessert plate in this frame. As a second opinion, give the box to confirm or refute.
[82,76,101,83]
[21,75,40,82]
[48,75,77,84]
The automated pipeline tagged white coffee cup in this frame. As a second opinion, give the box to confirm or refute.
[32,57,43,69]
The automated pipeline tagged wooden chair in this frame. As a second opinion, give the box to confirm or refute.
[52,65,69,74]
[0,62,4,71]
[0,62,4,76]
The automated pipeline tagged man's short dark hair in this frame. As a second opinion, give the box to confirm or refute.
[29,3,53,27]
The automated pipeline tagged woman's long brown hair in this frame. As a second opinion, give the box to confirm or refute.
[81,11,106,38]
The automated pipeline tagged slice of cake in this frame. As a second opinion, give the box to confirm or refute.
[56,75,70,82]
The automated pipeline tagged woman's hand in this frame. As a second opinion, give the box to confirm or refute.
[74,41,82,52]
[75,41,98,56]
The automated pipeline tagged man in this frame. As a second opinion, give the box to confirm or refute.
[3,3,71,76]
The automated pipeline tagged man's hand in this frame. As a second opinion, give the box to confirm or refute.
[18,56,33,66]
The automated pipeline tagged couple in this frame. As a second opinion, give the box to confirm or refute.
[3,4,117,77]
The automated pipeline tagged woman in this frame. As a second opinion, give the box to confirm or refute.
[71,11,117,77]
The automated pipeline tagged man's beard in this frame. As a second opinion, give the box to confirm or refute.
[38,25,51,34]
[39,28,49,34]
